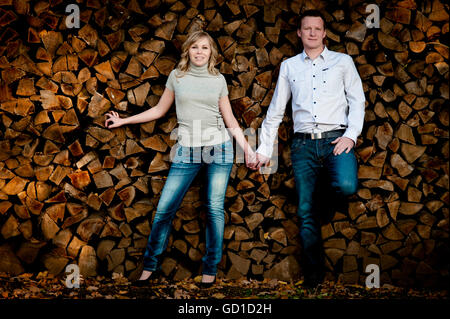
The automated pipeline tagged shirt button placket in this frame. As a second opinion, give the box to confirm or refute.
[312,61,317,129]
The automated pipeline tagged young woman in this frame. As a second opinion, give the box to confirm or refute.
[105,31,256,287]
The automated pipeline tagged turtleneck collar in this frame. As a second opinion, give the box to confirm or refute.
[187,62,210,77]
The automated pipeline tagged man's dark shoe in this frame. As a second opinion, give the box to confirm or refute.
[302,272,324,289]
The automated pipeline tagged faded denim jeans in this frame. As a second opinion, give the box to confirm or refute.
[291,134,358,277]
[142,140,233,276]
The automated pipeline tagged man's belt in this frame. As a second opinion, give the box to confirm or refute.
[294,129,345,140]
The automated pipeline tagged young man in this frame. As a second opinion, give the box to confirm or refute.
[250,10,365,287]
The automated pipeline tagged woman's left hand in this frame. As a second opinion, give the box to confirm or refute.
[245,150,257,169]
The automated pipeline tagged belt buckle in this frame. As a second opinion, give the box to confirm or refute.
[311,132,322,140]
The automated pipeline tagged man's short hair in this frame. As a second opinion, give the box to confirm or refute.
[297,9,326,30]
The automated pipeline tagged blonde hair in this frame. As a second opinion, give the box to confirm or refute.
[176,31,219,76]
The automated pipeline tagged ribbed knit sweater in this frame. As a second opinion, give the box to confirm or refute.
[165,63,230,147]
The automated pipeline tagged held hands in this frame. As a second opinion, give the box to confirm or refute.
[331,136,354,156]
[105,111,125,129]
[245,148,257,169]
[247,152,270,170]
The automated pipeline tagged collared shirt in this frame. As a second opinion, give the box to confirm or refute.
[257,47,365,158]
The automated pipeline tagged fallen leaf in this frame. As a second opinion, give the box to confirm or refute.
[193,276,202,283]
[188,283,198,290]
[36,272,48,279]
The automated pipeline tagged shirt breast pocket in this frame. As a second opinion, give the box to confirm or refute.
[321,69,343,96]
[289,74,307,101]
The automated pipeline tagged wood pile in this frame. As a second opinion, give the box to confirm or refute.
[0,0,448,287]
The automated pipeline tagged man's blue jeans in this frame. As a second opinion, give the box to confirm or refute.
[142,140,233,276]
[291,134,358,277]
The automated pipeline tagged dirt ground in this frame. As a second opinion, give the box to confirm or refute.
[0,271,448,300]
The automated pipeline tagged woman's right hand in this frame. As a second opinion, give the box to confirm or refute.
[105,111,125,129]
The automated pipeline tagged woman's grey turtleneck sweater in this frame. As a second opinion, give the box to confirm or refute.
[165,63,230,147]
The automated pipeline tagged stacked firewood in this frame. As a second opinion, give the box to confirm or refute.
[0,0,448,287]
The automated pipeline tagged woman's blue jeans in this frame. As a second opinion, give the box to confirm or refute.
[142,140,233,276]
[291,134,358,276]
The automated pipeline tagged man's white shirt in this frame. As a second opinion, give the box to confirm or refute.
[257,46,366,158]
